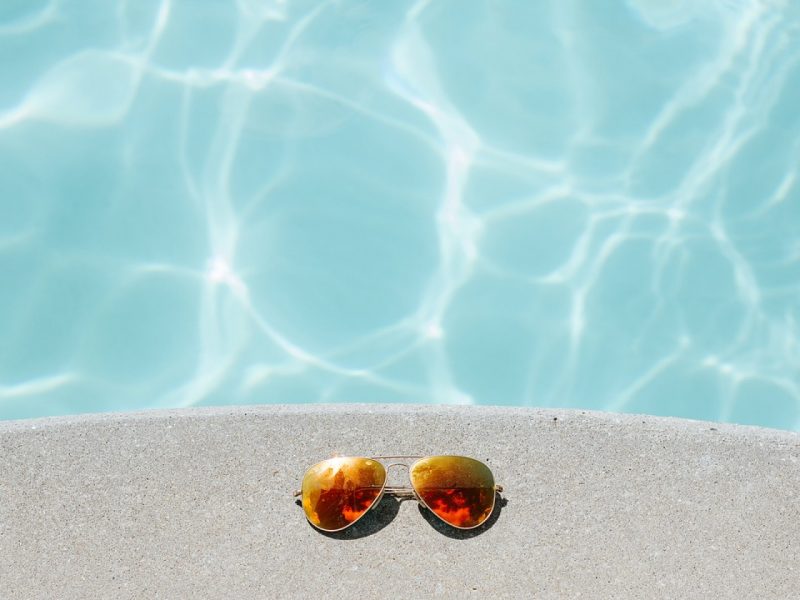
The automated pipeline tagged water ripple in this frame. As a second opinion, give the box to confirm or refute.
[0,0,798,429]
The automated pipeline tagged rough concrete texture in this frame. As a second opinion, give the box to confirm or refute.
[1,405,799,599]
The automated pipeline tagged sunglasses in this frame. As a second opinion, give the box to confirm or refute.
[294,455,503,532]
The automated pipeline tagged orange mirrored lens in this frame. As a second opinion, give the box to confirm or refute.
[410,456,496,529]
[301,457,386,531]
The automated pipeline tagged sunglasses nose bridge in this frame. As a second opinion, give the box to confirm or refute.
[383,462,413,488]
[384,462,410,471]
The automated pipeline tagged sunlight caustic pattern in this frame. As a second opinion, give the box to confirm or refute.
[0,0,798,429]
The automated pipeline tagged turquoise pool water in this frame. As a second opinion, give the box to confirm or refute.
[1,0,799,429]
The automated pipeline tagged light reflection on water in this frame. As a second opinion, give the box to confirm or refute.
[0,0,798,429]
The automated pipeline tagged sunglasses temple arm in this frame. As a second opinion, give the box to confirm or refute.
[383,485,503,498]
[383,486,418,499]
[294,485,503,498]
[293,487,418,500]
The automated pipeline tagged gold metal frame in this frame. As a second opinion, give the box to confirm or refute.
[295,455,504,532]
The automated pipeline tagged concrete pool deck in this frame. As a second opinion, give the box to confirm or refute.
[1,404,799,598]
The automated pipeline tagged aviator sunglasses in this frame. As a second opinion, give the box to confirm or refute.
[294,455,503,532]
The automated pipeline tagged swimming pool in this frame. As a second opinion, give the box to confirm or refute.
[1,0,798,429]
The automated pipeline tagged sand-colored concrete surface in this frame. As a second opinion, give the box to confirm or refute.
[1,405,799,599]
